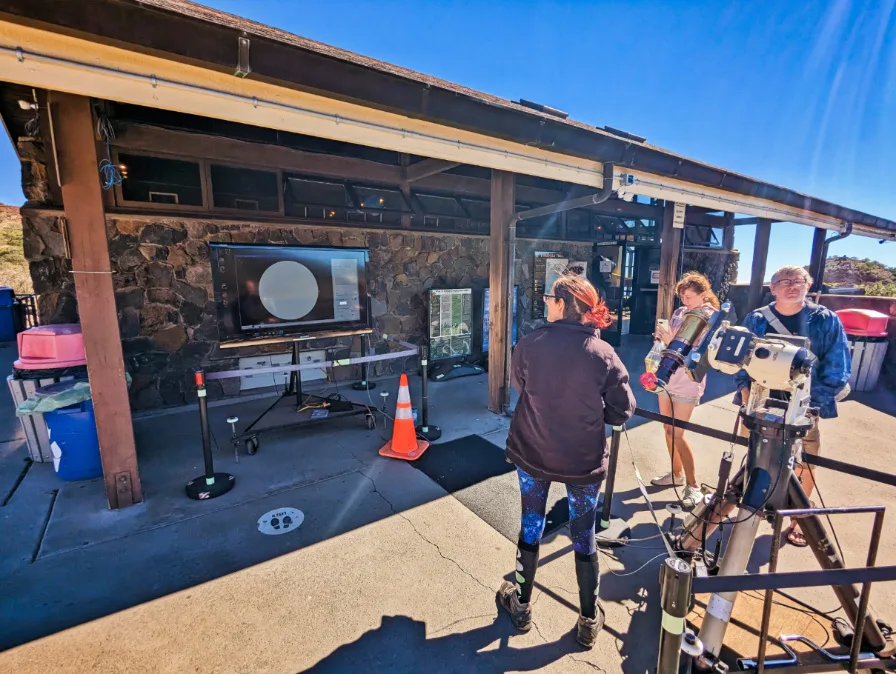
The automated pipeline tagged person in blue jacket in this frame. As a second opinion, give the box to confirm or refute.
[734,265,851,546]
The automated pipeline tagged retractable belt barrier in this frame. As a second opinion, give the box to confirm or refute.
[632,407,896,488]
[205,338,419,380]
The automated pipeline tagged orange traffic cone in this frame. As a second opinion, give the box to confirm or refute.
[379,374,430,461]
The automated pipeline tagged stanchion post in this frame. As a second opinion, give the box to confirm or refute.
[657,557,694,674]
[596,425,632,548]
[415,345,441,442]
[186,368,235,501]
[352,333,376,391]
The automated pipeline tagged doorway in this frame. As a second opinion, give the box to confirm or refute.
[590,242,661,346]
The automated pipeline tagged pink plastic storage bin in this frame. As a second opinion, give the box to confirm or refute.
[14,324,87,370]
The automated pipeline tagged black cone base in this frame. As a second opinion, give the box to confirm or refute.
[352,381,377,391]
[416,424,442,442]
[186,472,235,500]
[595,515,632,548]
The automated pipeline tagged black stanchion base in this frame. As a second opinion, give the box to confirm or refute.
[351,380,377,391]
[596,516,632,548]
[416,424,442,442]
[186,473,235,500]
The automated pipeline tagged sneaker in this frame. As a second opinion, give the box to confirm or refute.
[497,581,532,632]
[650,472,685,487]
[680,485,703,509]
[576,604,606,648]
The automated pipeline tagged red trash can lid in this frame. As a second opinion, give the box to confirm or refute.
[836,308,890,337]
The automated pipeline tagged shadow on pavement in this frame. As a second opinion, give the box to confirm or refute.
[304,610,576,673]
[850,387,896,417]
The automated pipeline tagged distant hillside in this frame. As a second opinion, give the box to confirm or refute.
[821,256,896,297]
[0,204,32,294]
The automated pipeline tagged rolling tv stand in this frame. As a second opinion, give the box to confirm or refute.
[231,333,376,456]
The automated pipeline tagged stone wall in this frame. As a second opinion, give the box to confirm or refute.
[109,219,498,408]
[23,212,597,409]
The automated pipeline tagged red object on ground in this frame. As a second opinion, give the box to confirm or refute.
[379,373,430,461]
[14,324,87,370]
[836,309,890,338]
[640,370,658,391]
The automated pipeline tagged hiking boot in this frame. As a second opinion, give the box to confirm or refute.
[680,485,703,509]
[651,472,685,488]
[497,581,532,632]
[576,603,606,648]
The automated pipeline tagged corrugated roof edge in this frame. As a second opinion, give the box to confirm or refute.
[135,1,896,235]
[2,0,891,233]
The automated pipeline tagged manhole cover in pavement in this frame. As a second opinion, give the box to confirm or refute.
[258,508,304,535]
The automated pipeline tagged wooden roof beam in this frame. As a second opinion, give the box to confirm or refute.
[404,158,461,183]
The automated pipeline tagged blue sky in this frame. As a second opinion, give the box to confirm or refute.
[1,0,894,281]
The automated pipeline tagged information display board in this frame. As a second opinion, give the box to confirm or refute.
[428,288,473,361]
[533,251,566,318]
[532,251,589,318]
[482,286,518,353]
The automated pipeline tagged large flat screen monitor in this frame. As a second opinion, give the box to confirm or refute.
[427,288,473,361]
[211,243,370,344]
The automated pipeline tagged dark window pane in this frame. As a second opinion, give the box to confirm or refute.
[460,199,490,222]
[285,176,350,208]
[210,165,279,212]
[353,186,409,212]
[119,153,203,206]
[416,193,466,217]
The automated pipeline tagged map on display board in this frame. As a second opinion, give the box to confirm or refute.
[533,251,589,318]
[428,288,473,360]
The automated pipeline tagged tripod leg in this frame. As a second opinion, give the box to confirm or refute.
[787,475,895,656]
[676,466,744,554]
[697,507,763,666]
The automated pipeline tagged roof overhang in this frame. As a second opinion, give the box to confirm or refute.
[0,5,893,240]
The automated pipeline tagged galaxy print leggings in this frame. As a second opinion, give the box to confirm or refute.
[517,466,601,553]
[513,466,602,618]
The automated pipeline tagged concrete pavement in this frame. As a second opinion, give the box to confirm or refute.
[1,336,894,673]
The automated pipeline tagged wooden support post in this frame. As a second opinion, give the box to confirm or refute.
[655,202,683,325]
[488,170,515,414]
[808,227,828,292]
[747,218,773,314]
[52,93,142,509]
[723,212,735,250]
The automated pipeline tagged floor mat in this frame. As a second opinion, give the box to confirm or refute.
[411,434,570,541]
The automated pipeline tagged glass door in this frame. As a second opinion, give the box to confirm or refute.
[589,242,625,346]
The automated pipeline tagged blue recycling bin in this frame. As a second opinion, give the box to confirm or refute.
[45,399,103,481]
[0,286,16,342]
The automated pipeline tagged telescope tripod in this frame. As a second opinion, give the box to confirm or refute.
[670,413,894,672]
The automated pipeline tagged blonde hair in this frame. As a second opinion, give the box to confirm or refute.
[771,266,813,285]
[675,272,720,309]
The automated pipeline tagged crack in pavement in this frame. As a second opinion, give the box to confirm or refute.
[356,466,608,673]
[358,470,496,596]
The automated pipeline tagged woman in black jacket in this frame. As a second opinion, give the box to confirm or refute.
[498,273,636,648]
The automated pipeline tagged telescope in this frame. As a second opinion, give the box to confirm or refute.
[641,302,895,671]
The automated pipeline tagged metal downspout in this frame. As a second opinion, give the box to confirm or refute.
[812,222,853,296]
